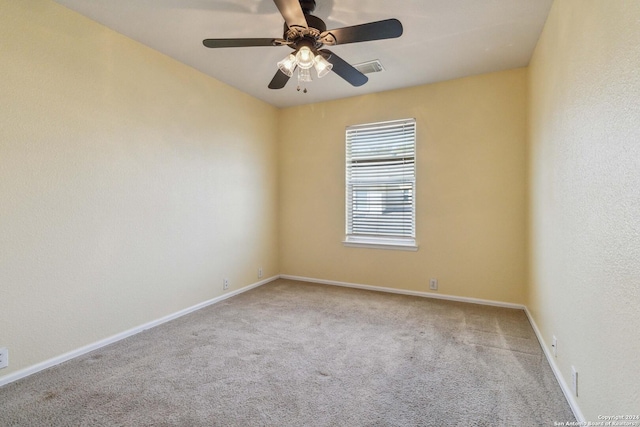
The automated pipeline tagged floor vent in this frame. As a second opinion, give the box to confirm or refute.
[353,59,385,74]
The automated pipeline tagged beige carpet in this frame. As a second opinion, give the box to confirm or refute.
[0,279,574,426]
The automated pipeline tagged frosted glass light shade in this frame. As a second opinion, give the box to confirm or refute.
[313,55,333,78]
[295,46,315,70]
[277,54,297,77]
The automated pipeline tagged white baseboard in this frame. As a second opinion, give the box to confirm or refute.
[0,273,586,425]
[524,308,585,423]
[0,275,278,388]
[279,274,526,310]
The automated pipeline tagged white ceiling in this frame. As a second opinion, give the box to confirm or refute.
[52,0,553,108]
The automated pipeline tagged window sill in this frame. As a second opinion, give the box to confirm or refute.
[342,237,418,252]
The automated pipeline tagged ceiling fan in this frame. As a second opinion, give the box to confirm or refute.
[202,0,403,91]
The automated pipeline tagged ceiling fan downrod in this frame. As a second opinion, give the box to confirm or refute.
[299,0,316,15]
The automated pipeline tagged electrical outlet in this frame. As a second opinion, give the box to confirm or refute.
[429,278,438,290]
[223,278,229,290]
[571,366,578,396]
[552,336,557,357]
[0,348,8,369]
[258,267,263,279]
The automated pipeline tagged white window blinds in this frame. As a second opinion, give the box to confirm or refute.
[345,118,416,249]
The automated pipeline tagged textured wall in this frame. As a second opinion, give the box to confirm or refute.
[279,69,528,304]
[0,0,278,379]
[528,0,640,419]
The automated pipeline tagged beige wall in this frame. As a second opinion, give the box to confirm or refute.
[0,0,278,379]
[5,0,638,419]
[528,0,640,420]
[279,69,528,304]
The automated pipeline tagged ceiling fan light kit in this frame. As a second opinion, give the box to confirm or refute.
[202,0,403,93]
[279,42,334,92]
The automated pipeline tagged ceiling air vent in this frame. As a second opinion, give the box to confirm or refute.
[353,59,385,74]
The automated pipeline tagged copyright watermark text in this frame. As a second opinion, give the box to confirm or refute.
[553,415,640,427]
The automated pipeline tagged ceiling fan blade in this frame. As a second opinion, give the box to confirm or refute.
[268,69,291,89]
[320,50,368,87]
[320,18,403,46]
[273,0,308,29]
[203,38,280,48]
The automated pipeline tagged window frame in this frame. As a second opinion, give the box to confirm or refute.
[343,118,418,251]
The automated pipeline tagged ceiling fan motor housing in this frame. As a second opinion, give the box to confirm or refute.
[303,14,326,33]
[283,14,326,32]
[283,13,327,48]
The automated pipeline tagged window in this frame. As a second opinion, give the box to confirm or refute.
[344,118,417,251]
